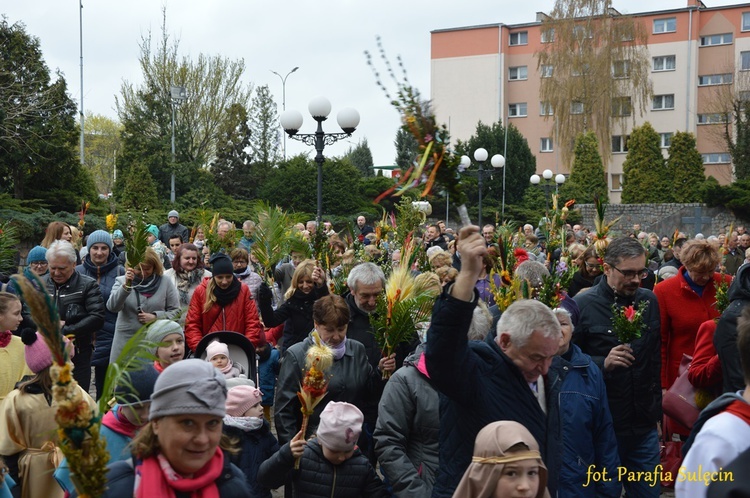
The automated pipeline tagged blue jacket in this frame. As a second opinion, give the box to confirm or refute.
[76,252,124,366]
[258,347,279,406]
[425,291,559,498]
[224,421,278,498]
[548,344,621,498]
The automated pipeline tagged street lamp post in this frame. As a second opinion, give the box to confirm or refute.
[530,169,565,213]
[170,85,187,204]
[271,66,299,161]
[459,148,504,228]
[280,97,360,223]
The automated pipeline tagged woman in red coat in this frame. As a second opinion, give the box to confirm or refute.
[185,253,263,352]
[653,239,730,434]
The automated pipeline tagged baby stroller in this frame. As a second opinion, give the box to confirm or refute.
[194,331,258,387]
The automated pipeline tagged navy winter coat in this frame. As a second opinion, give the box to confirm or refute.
[76,253,124,366]
[223,421,279,498]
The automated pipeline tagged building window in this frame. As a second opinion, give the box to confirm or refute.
[541,65,554,78]
[509,31,528,46]
[541,28,555,43]
[612,60,630,78]
[702,153,731,164]
[741,91,750,102]
[571,101,584,114]
[612,97,632,117]
[743,12,750,31]
[700,33,733,46]
[660,132,673,148]
[509,103,528,117]
[573,25,593,39]
[612,135,629,153]
[742,51,750,71]
[653,17,677,34]
[697,113,728,124]
[698,74,733,86]
[611,173,623,191]
[509,66,528,80]
[572,63,590,77]
[540,137,553,152]
[653,55,676,71]
[540,101,554,116]
[653,94,675,110]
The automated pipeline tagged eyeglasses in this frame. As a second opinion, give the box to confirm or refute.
[612,265,649,280]
[30,261,48,267]
[584,262,600,269]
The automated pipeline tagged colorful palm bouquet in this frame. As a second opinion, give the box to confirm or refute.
[296,330,333,468]
[713,272,731,314]
[611,301,649,344]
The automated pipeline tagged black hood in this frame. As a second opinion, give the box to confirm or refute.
[728,263,750,302]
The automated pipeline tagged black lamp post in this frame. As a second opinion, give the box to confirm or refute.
[459,148,505,228]
[280,97,360,223]
[530,169,566,213]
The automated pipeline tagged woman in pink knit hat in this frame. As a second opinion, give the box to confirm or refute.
[0,329,95,498]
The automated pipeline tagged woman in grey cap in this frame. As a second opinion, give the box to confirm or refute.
[93,359,249,497]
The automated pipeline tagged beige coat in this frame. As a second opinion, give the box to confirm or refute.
[0,337,31,401]
[0,384,95,498]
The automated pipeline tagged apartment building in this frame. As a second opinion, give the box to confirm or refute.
[431,0,750,202]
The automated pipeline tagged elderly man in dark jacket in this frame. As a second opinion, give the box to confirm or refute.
[44,240,105,391]
[158,209,189,247]
[75,230,124,398]
[715,262,750,393]
[573,237,661,498]
[425,226,563,498]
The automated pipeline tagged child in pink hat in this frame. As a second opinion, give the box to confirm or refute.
[257,401,387,497]
[223,384,278,497]
[205,340,241,378]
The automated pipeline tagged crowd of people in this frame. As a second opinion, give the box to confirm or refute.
[0,211,749,497]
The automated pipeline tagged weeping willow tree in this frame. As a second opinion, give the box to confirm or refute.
[536,0,653,166]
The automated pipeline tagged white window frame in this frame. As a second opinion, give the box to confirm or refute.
[612,135,629,153]
[743,12,750,32]
[541,64,554,78]
[742,51,750,71]
[540,137,553,152]
[573,25,593,39]
[698,74,733,86]
[508,103,528,117]
[653,94,675,111]
[660,132,673,148]
[702,153,731,164]
[541,28,555,43]
[653,17,676,34]
[653,55,676,72]
[571,101,584,115]
[612,60,631,79]
[509,31,528,46]
[700,33,733,47]
[612,97,632,117]
[509,66,528,81]
[539,101,554,116]
[611,173,624,192]
[697,113,728,125]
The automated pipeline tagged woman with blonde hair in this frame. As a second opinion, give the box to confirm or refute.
[107,247,180,362]
[40,222,80,264]
[256,258,328,354]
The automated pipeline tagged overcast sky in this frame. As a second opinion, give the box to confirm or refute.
[2,0,738,167]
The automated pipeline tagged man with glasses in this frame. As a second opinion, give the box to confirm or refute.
[573,237,661,498]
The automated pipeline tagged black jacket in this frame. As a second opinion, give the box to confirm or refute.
[573,276,662,437]
[43,271,105,344]
[714,263,750,393]
[158,221,190,246]
[257,282,328,354]
[257,438,388,498]
[568,270,595,298]
[224,421,279,498]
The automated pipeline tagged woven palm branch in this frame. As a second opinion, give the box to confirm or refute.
[250,201,304,282]
[125,219,149,270]
[592,194,620,259]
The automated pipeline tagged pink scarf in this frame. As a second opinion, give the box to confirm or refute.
[0,330,11,348]
[136,447,223,498]
[102,406,140,438]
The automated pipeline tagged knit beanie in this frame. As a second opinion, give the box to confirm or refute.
[206,340,229,361]
[26,245,47,264]
[114,364,160,406]
[145,320,184,353]
[22,329,74,373]
[86,229,113,250]
[149,359,227,420]
[225,385,263,417]
[210,253,234,276]
[113,229,124,240]
[168,210,179,219]
[316,402,363,452]
[146,224,159,238]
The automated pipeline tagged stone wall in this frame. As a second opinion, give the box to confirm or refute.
[576,203,748,237]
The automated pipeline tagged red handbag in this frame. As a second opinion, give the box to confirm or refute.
[662,354,700,429]
[660,436,683,488]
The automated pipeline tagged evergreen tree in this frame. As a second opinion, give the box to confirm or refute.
[394,128,418,169]
[561,131,608,203]
[345,138,374,177]
[727,101,750,180]
[667,131,705,202]
[621,122,670,203]
[118,160,159,211]
[210,104,255,199]
[248,84,279,171]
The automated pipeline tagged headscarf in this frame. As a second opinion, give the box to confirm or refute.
[452,421,549,498]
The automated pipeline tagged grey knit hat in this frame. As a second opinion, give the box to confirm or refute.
[149,359,227,420]
[145,320,184,353]
[168,210,179,218]
[87,229,113,250]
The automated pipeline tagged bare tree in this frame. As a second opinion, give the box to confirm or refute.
[536,0,653,166]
